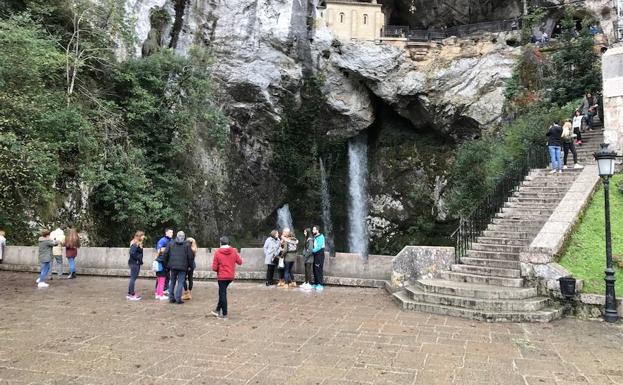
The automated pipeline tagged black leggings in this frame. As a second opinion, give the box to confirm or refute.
[563,141,577,165]
[184,268,194,291]
[266,264,276,284]
[216,280,232,316]
[305,263,313,283]
[313,252,325,285]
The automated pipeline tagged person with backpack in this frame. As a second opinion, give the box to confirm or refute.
[263,230,281,286]
[280,229,299,288]
[562,119,583,170]
[546,122,563,174]
[49,227,65,278]
[155,228,173,295]
[312,225,326,291]
[581,92,598,130]
[211,236,243,319]
[162,231,194,304]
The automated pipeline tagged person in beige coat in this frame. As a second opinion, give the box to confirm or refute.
[49,228,65,278]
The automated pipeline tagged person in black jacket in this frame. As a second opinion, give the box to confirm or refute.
[162,231,194,304]
[127,231,145,301]
[546,122,563,174]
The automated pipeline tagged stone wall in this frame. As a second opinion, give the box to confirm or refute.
[0,246,393,288]
[603,45,623,154]
[388,246,455,291]
[519,165,599,294]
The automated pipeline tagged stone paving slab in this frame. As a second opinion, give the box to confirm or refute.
[1,272,623,384]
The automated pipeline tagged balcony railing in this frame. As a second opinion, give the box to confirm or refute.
[382,18,522,42]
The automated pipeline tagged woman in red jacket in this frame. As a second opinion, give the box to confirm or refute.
[211,236,243,319]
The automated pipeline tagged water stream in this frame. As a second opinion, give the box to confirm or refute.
[277,204,294,232]
[347,134,369,257]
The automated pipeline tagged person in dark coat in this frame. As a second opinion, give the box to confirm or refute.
[162,231,194,304]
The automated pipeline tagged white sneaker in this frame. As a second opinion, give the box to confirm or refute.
[36,277,40,284]
[574,164,584,169]
[563,165,568,170]
[159,295,168,301]
[549,170,556,174]
[37,282,49,288]
[126,295,141,301]
[558,170,563,174]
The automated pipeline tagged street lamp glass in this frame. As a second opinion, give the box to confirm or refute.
[594,144,617,177]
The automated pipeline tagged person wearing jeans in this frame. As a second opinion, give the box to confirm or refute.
[162,231,194,304]
[64,228,80,279]
[127,231,145,300]
[36,229,58,288]
[546,122,563,174]
[168,269,186,303]
[211,236,243,319]
[216,280,233,317]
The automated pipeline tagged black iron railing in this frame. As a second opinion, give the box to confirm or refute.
[451,145,550,263]
[382,18,522,41]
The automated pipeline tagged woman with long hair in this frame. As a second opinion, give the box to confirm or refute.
[183,237,198,301]
[64,228,80,279]
[280,228,299,288]
[301,228,314,290]
[127,231,145,301]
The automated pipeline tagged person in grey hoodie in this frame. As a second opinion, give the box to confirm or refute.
[263,230,281,286]
[162,231,194,304]
[301,228,315,290]
[36,229,58,288]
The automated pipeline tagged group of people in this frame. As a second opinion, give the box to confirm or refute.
[36,227,80,288]
[546,92,600,173]
[263,225,326,291]
[127,229,243,319]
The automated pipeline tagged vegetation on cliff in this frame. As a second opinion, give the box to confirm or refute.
[0,4,225,245]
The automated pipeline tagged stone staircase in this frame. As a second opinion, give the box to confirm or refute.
[393,121,604,322]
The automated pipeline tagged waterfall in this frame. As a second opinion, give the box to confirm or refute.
[319,157,334,255]
[277,204,294,232]
[347,134,369,257]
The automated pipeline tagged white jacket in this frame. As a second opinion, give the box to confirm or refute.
[50,228,65,256]
[572,115,583,129]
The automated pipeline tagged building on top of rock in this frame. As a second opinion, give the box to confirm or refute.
[318,0,385,41]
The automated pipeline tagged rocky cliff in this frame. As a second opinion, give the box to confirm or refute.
[110,0,524,250]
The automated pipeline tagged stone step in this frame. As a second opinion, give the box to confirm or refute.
[460,257,521,269]
[415,279,537,299]
[404,286,549,312]
[486,223,542,233]
[506,197,562,205]
[392,290,562,322]
[513,191,566,199]
[470,243,524,253]
[440,271,524,287]
[451,264,521,278]
[490,217,548,225]
[476,237,530,246]
[495,207,553,218]
[482,230,534,239]
[466,251,523,261]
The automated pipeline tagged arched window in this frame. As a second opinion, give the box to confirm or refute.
[363,14,368,24]
[339,13,345,23]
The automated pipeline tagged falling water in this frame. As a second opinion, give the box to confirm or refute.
[347,134,369,257]
[277,204,294,232]
[319,157,334,255]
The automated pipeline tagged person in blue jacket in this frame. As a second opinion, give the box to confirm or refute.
[155,228,173,294]
[312,225,325,291]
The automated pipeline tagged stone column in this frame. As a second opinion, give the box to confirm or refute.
[375,11,384,40]
[351,10,358,40]
[603,45,623,153]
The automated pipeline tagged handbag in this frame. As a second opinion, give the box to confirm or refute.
[278,257,285,269]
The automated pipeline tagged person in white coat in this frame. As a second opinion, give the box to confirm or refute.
[263,230,281,286]
[49,228,65,278]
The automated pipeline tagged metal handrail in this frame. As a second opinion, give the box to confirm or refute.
[451,145,550,263]
[382,18,522,41]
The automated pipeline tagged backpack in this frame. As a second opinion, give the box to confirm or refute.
[287,240,297,252]
[152,260,163,272]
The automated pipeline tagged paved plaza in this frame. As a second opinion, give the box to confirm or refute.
[1,272,623,385]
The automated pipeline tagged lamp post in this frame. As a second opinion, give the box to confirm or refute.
[594,143,619,323]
